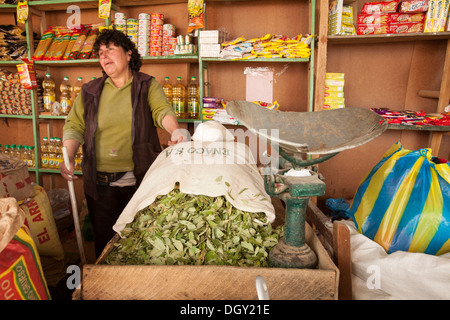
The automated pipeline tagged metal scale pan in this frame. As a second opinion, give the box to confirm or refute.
[226,101,388,269]
[226,100,388,157]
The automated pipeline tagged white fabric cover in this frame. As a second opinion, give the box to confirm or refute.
[342,220,450,300]
[113,122,275,233]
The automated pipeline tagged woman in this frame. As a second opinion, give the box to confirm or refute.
[60,28,186,257]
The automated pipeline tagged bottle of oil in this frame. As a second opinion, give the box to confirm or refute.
[54,137,63,169]
[3,144,10,155]
[172,76,186,119]
[42,73,56,113]
[48,137,56,169]
[29,146,35,168]
[60,76,72,115]
[162,76,173,105]
[73,76,83,101]
[187,76,200,119]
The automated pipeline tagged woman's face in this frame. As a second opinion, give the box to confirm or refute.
[98,43,131,78]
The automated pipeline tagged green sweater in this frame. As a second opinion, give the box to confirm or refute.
[63,76,175,172]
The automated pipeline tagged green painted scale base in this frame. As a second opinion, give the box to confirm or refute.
[265,167,325,269]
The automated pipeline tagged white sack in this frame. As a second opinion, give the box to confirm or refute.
[342,220,450,300]
[113,123,275,233]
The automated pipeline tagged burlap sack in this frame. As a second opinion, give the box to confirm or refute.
[0,154,34,202]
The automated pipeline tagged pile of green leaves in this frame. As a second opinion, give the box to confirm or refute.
[106,187,283,267]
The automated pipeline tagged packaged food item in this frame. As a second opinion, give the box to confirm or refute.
[43,34,62,60]
[389,12,426,23]
[357,13,391,24]
[68,28,89,60]
[16,1,28,24]
[32,31,54,61]
[78,28,98,59]
[187,0,205,33]
[424,0,450,32]
[389,21,424,32]
[98,0,111,19]
[62,32,79,60]
[52,33,72,60]
[360,0,399,14]
[399,0,429,12]
[16,58,37,90]
[356,23,390,34]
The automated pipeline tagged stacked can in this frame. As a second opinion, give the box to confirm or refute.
[114,12,127,35]
[162,24,176,56]
[150,13,164,56]
[138,13,150,56]
[127,18,139,48]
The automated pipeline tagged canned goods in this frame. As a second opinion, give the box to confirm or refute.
[115,12,126,19]
[138,13,150,20]
[127,18,139,25]
[151,13,164,20]
[150,35,162,41]
[115,18,126,25]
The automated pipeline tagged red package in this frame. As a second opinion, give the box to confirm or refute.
[356,24,390,35]
[16,58,37,90]
[357,13,391,24]
[389,22,424,33]
[389,12,426,23]
[361,0,399,14]
[399,0,429,12]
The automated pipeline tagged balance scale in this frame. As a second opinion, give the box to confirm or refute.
[227,101,387,269]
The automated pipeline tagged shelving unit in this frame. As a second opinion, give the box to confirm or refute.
[315,0,450,158]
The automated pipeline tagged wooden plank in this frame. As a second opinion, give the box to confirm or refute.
[429,39,450,155]
[314,0,329,111]
[333,221,352,300]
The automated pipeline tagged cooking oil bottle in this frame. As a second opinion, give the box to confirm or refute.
[172,76,186,119]
[187,76,200,119]
[73,76,83,101]
[162,76,173,105]
[42,73,56,113]
[60,76,72,115]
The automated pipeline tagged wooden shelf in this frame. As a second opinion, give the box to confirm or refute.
[387,124,450,132]
[0,114,33,119]
[328,31,450,44]
[201,57,310,62]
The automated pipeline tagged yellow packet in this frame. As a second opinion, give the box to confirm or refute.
[98,0,111,19]
[17,1,28,24]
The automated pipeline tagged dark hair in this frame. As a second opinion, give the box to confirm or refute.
[93,28,142,72]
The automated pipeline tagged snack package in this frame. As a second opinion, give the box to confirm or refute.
[187,0,205,33]
[389,12,426,22]
[389,21,425,32]
[357,13,391,24]
[360,0,399,14]
[16,1,28,24]
[98,0,111,19]
[16,58,37,90]
[32,31,54,61]
[424,0,450,32]
[356,23,390,34]
[399,0,429,12]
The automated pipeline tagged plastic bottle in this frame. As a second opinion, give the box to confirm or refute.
[29,146,35,167]
[162,76,173,105]
[48,137,57,169]
[15,145,23,163]
[74,144,83,171]
[42,73,56,113]
[10,144,16,158]
[73,76,83,101]
[23,146,32,167]
[3,144,9,155]
[172,76,186,119]
[54,137,63,169]
[0,144,3,154]
[187,76,200,119]
[60,76,73,115]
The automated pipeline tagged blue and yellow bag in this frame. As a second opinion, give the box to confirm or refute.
[349,142,450,256]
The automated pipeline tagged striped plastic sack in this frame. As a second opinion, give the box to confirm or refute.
[348,142,450,256]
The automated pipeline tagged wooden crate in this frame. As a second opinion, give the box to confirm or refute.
[74,222,339,300]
